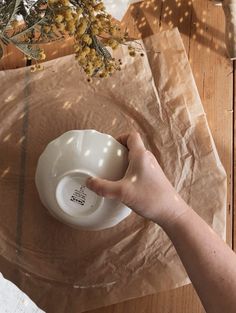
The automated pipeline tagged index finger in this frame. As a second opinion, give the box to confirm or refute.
[116,133,129,148]
[116,132,146,152]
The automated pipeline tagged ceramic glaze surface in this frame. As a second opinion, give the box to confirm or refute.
[35,130,131,230]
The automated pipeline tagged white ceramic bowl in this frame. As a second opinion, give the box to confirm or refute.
[35,130,131,230]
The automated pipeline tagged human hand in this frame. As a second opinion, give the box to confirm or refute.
[86,132,189,227]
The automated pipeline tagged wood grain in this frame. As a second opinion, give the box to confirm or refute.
[85,285,205,313]
[0,43,26,70]
[0,1,233,312]
[187,0,233,246]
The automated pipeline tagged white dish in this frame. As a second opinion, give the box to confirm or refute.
[35,130,131,230]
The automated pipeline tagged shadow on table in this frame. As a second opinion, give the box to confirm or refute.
[124,0,228,58]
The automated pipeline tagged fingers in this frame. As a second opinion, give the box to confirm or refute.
[116,133,129,147]
[86,132,145,200]
[116,132,146,153]
[86,177,123,199]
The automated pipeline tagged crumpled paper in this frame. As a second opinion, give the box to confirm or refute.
[104,0,143,20]
[0,28,226,312]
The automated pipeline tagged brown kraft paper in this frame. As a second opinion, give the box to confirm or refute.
[0,28,226,312]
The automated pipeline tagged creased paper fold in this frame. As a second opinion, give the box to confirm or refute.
[0,28,226,312]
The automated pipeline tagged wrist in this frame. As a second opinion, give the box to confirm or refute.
[155,193,191,230]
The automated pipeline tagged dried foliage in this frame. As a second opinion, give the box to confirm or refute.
[0,0,139,76]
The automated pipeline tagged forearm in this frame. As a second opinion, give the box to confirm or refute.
[161,206,236,313]
[86,131,236,312]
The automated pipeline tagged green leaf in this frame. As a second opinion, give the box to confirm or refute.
[92,35,112,59]
[24,0,48,26]
[12,42,41,60]
[10,15,46,40]
[0,43,3,60]
[5,0,23,28]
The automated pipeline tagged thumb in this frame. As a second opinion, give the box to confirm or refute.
[86,177,123,199]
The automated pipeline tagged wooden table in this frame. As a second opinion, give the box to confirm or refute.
[0,1,234,312]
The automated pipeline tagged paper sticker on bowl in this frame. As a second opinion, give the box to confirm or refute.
[56,173,103,217]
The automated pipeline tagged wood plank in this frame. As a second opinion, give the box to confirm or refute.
[85,285,204,313]
[0,43,26,70]
[187,0,233,246]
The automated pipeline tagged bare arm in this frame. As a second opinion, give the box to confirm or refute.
[86,132,236,313]
[163,206,236,313]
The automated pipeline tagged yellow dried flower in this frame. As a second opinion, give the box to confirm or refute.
[57,23,66,32]
[72,13,79,25]
[79,51,87,58]
[129,51,136,57]
[51,24,58,33]
[99,71,108,78]
[48,0,58,5]
[59,0,69,5]
[55,14,64,23]
[39,51,46,60]
[85,67,94,76]
[87,4,94,13]
[2,0,134,79]
[82,46,90,55]
[36,64,44,70]
[90,48,96,55]
[66,20,76,34]
[76,7,83,15]
[30,65,37,72]
[107,39,118,49]
[74,44,81,52]
[46,0,133,77]
[64,8,73,21]
[94,59,103,67]
[81,34,92,45]
[94,3,104,11]
[77,19,88,36]
[43,25,51,33]
[91,26,99,35]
